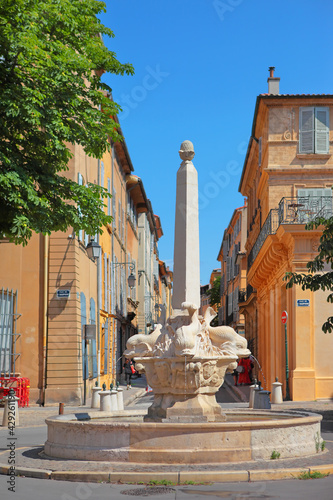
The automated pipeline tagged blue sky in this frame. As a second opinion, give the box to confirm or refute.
[99,0,333,285]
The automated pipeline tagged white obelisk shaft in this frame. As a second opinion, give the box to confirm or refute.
[172,141,200,310]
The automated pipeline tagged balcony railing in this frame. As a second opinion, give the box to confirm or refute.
[279,196,333,224]
[238,284,255,303]
[247,209,279,268]
[248,196,332,269]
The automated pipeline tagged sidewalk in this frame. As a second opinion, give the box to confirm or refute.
[0,375,148,427]
[0,375,332,484]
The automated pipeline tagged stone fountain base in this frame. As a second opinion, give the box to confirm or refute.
[134,356,236,423]
[44,409,323,464]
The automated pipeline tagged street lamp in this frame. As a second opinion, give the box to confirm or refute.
[113,262,136,289]
[85,238,101,261]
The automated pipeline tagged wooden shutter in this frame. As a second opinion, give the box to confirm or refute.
[315,107,329,154]
[80,292,88,380]
[299,107,314,153]
[78,173,83,241]
[107,178,111,216]
[90,298,97,378]
[104,318,108,374]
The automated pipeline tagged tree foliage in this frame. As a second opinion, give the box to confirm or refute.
[0,0,134,245]
[207,276,221,308]
[284,214,333,333]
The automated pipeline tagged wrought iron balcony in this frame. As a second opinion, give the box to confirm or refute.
[247,209,279,268]
[278,196,333,225]
[247,196,332,269]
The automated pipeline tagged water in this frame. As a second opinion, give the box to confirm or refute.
[251,355,267,389]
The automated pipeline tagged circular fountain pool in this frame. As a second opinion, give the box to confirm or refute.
[44,409,323,464]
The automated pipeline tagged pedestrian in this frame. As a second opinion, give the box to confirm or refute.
[123,358,135,389]
[237,357,252,385]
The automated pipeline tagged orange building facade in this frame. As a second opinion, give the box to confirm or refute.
[238,74,333,400]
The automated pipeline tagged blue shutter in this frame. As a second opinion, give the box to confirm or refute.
[299,107,314,153]
[78,174,83,241]
[104,318,108,374]
[315,107,329,154]
[89,298,97,378]
[80,293,88,380]
[107,178,111,216]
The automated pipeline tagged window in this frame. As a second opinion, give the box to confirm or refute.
[297,188,333,220]
[299,107,329,154]
[258,137,262,166]
[78,173,83,241]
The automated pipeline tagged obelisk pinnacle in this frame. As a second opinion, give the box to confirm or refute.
[172,140,200,310]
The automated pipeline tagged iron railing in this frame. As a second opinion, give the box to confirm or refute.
[247,209,279,269]
[279,196,333,225]
[247,196,333,269]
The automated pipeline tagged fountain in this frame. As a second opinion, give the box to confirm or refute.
[44,141,323,464]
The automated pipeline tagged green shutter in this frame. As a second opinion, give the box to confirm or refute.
[299,107,314,153]
[315,107,329,154]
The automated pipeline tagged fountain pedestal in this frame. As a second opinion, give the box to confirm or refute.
[135,355,236,422]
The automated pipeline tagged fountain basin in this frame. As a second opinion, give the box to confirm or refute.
[44,409,323,464]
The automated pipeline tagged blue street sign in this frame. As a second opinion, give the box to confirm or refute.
[56,289,70,299]
[297,299,310,307]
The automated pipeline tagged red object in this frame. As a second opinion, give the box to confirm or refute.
[0,377,30,407]
[130,365,136,374]
[281,311,288,324]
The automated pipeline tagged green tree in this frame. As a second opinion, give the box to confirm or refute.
[207,276,221,308]
[0,0,134,245]
[284,214,333,333]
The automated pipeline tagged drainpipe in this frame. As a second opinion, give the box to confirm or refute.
[42,234,49,405]
[111,143,115,382]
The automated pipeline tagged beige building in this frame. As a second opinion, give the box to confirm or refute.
[238,69,333,400]
[218,204,247,337]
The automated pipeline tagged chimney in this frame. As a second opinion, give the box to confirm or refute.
[267,66,280,95]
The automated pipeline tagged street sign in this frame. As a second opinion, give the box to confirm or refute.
[56,289,70,299]
[281,311,288,324]
[297,299,310,307]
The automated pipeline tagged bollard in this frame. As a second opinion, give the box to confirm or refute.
[272,377,283,404]
[99,390,112,412]
[2,388,19,427]
[59,402,64,415]
[257,390,271,409]
[91,385,102,409]
[110,390,118,411]
[252,385,261,409]
[116,387,124,411]
[249,379,259,409]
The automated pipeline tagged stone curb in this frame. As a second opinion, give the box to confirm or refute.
[1,463,332,483]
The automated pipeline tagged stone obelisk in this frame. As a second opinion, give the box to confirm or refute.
[172,140,200,310]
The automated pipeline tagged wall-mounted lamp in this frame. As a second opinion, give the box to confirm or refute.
[113,262,136,289]
[86,238,101,262]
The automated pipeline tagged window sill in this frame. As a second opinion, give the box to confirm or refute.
[296,154,331,160]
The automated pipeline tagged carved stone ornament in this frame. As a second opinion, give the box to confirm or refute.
[125,303,251,422]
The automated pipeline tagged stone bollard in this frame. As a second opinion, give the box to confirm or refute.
[99,390,112,412]
[271,377,283,404]
[91,384,102,409]
[2,389,19,427]
[249,379,259,409]
[110,390,118,411]
[252,385,261,409]
[257,389,271,409]
[116,387,124,411]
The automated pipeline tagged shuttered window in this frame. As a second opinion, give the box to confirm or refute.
[299,107,329,154]
[89,298,97,378]
[78,173,83,241]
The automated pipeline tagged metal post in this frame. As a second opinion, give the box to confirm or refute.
[284,323,290,400]
[83,329,87,406]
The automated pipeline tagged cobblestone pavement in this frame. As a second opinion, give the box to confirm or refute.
[0,375,332,476]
